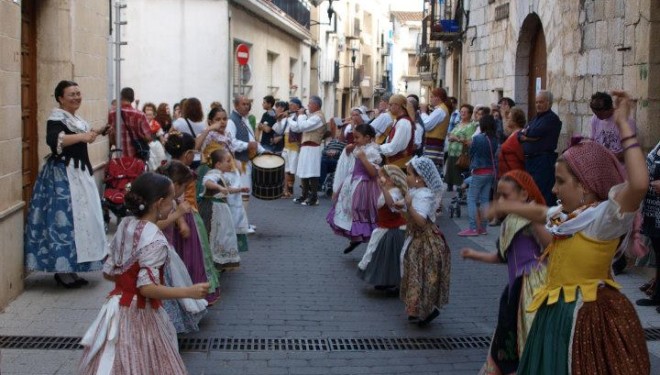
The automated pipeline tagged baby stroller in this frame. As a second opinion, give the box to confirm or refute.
[448,171,470,218]
[102,150,146,230]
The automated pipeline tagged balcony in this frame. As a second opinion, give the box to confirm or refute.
[271,0,311,29]
[424,0,462,42]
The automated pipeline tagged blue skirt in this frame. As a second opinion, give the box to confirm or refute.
[24,160,102,273]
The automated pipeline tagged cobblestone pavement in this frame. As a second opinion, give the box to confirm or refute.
[1,194,659,374]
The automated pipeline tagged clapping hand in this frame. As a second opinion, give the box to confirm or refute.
[611,90,632,128]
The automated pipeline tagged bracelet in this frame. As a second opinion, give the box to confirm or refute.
[622,142,640,152]
[620,133,637,143]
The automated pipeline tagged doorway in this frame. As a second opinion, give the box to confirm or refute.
[21,0,38,212]
[514,13,547,118]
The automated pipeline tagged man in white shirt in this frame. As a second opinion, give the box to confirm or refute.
[227,95,264,231]
[289,96,327,206]
[370,95,393,143]
[380,94,415,168]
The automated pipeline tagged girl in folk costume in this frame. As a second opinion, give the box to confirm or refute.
[196,107,233,231]
[202,147,248,269]
[460,170,550,374]
[327,124,382,254]
[489,91,649,375]
[79,173,209,374]
[155,161,208,334]
[357,165,408,291]
[399,156,450,327]
[380,94,416,169]
[163,132,221,304]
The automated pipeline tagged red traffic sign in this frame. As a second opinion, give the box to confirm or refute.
[236,44,250,66]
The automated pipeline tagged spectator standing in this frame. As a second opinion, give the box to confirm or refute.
[107,87,152,159]
[497,107,526,178]
[257,95,282,153]
[518,90,562,205]
[156,102,173,133]
[445,104,478,191]
[589,91,637,162]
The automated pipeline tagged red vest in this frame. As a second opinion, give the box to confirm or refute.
[385,115,415,166]
[376,205,406,228]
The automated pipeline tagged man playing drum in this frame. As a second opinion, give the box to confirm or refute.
[289,96,326,206]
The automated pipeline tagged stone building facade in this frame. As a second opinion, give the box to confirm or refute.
[0,0,110,308]
[454,0,659,147]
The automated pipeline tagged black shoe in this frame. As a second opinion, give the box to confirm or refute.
[636,298,660,306]
[417,308,440,327]
[54,273,81,289]
[72,276,89,286]
[407,316,420,323]
[343,241,361,254]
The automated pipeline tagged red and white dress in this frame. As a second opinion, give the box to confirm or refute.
[79,217,188,375]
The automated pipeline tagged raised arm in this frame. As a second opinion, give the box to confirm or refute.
[610,90,649,212]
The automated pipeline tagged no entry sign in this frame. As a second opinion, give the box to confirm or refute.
[236,44,250,66]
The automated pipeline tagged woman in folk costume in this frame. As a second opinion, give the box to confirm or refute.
[461,170,550,374]
[488,90,649,375]
[399,156,450,327]
[79,173,209,374]
[155,161,208,334]
[24,80,107,288]
[327,124,382,254]
[163,131,221,304]
[357,165,408,291]
[202,147,247,269]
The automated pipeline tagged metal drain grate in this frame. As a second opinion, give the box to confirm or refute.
[0,336,82,350]
[2,330,659,352]
[178,337,210,352]
[211,338,329,351]
[644,327,660,341]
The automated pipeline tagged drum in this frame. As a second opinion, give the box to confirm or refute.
[251,154,285,200]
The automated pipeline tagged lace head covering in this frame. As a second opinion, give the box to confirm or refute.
[408,156,444,194]
[562,140,625,201]
[501,169,546,205]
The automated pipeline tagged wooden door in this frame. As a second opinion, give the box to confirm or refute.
[21,0,38,211]
[528,28,547,118]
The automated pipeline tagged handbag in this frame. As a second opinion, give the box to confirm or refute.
[455,143,470,169]
[122,111,150,161]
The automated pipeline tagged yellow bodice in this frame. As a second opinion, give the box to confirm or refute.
[425,103,450,140]
[284,133,300,151]
[526,231,621,312]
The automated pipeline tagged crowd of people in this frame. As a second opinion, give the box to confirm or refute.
[22,79,659,374]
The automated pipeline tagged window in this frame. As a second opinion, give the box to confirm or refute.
[408,54,418,76]
[267,52,278,90]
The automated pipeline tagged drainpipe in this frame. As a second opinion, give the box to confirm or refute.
[228,5,233,103]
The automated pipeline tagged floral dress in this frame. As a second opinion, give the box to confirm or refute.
[399,187,451,319]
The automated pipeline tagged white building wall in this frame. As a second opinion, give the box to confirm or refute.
[121,0,230,109]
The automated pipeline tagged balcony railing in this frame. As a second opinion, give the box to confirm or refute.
[271,0,311,29]
[425,0,462,42]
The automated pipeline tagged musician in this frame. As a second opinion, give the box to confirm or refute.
[370,94,394,144]
[227,95,264,231]
[421,87,453,173]
[379,94,416,169]
[289,95,327,206]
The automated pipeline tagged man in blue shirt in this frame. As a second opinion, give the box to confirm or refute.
[518,90,562,205]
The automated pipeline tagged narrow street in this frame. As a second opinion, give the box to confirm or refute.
[1,195,660,374]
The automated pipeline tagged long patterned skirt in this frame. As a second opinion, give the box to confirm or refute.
[400,223,450,319]
[518,286,649,375]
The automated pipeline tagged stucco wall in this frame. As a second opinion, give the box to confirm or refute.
[464,0,658,148]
